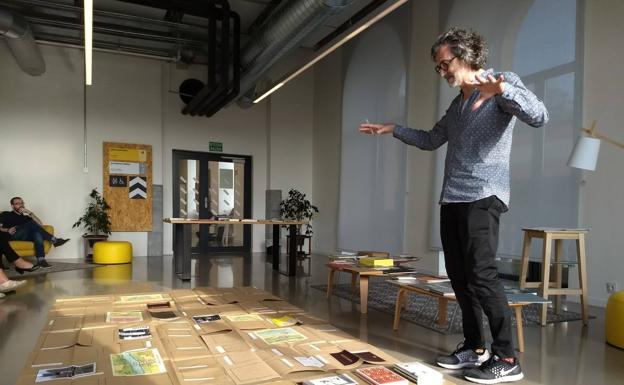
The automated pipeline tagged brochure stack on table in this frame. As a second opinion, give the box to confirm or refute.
[17,287,454,385]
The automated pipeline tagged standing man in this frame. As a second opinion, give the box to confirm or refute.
[359,27,548,384]
[0,197,69,268]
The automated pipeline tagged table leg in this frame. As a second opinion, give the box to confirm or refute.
[288,225,297,276]
[519,233,532,289]
[577,234,589,326]
[272,224,280,271]
[437,298,448,326]
[393,289,405,330]
[540,234,553,326]
[514,305,525,353]
[327,269,336,298]
[360,276,369,314]
[174,224,192,281]
[554,239,564,314]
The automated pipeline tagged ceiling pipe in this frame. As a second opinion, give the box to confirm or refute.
[236,0,354,107]
[0,8,45,75]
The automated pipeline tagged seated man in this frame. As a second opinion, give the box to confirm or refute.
[0,197,69,268]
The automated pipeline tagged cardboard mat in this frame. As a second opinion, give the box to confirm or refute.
[15,286,457,385]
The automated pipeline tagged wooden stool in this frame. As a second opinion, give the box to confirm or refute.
[519,228,589,326]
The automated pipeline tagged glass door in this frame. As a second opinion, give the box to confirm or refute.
[173,150,252,254]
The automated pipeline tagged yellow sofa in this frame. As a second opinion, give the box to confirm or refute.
[8,225,54,258]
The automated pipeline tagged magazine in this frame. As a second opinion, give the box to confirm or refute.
[302,373,358,385]
[118,326,151,340]
[106,311,143,323]
[269,315,299,327]
[355,366,408,385]
[118,294,167,303]
[226,314,264,322]
[254,327,308,345]
[193,314,221,324]
[110,348,166,376]
[35,363,97,382]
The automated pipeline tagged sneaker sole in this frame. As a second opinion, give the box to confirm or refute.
[464,372,524,384]
[437,361,480,370]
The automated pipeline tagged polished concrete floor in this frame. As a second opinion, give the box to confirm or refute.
[1,253,623,385]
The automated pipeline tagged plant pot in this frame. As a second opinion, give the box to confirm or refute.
[83,234,109,259]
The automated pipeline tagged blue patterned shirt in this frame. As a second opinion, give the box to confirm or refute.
[393,69,549,208]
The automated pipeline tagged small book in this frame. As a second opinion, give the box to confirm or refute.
[118,326,151,340]
[355,366,408,385]
[36,363,97,382]
[193,314,221,324]
[359,258,394,267]
[149,310,179,320]
[394,361,443,385]
[302,373,359,385]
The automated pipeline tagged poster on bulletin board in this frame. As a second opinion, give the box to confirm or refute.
[103,142,152,231]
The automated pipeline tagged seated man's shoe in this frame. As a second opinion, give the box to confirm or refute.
[53,238,69,247]
[37,260,52,269]
[464,355,524,384]
[437,342,490,369]
[0,280,27,293]
[15,265,40,275]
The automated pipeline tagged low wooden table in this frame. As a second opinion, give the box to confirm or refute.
[391,282,548,353]
[165,218,306,280]
[325,261,416,314]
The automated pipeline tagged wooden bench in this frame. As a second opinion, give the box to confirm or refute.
[391,282,549,353]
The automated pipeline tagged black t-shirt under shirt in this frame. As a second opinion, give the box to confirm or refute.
[0,211,33,228]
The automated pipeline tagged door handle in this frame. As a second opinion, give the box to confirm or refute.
[204,197,208,209]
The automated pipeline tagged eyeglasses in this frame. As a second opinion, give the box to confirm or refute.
[434,56,457,74]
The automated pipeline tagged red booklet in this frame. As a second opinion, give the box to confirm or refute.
[355,366,408,385]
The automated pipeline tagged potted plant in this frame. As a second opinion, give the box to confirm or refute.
[280,189,318,257]
[73,188,112,258]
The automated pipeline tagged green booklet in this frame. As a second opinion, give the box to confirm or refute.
[254,327,307,345]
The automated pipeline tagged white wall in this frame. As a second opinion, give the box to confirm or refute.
[581,0,624,306]
[0,45,165,257]
[312,50,343,254]
[0,43,315,257]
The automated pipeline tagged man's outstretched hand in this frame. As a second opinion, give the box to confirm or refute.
[469,73,505,112]
[358,123,395,135]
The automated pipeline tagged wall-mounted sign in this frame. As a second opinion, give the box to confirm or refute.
[109,148,147,162]
[109,161,146,175]
[129,176,147,199]
[209,142,223,152]
[109,175,127,187]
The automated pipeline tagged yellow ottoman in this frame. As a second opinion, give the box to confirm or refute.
[93,241,133,264]
[606,290,624,349]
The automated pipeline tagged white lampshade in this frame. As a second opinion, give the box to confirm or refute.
[567,136,601,171]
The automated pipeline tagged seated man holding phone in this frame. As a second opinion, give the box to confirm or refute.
[0,197,69,268]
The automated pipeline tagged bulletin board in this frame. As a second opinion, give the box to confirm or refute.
[103,142,152,231]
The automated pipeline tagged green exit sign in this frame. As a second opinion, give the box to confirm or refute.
[209,142,223,152]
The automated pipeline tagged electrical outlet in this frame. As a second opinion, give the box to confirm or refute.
[606,282,618,294]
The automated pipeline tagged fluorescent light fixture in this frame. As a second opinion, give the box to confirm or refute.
[253,82,285,104]
[84,0,93,85]
[253,0,408,103]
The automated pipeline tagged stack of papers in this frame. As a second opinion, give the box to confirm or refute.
[394,361,443,385]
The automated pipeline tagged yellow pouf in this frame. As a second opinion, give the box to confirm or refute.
[93,241,133,264]
[606,290,624,349]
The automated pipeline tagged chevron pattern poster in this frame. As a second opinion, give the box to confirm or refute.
[129,176,147,199]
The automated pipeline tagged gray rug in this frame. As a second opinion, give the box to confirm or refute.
[5,261,97,279]
[313,278,589,335]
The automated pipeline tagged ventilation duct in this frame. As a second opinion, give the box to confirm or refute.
[237,0,353,107]
[0,8,45,76]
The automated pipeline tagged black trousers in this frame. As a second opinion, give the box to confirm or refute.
[0,231,21,268]
[440,195,515,358]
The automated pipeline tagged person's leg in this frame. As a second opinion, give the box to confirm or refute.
[0,268,26,292]
[437,203,490,370]
[20,221,55,242]
[463,196,522,384]
[464,196,514,358]
[442,203,486,349]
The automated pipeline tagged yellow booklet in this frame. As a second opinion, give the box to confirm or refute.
[359,257,394,267]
